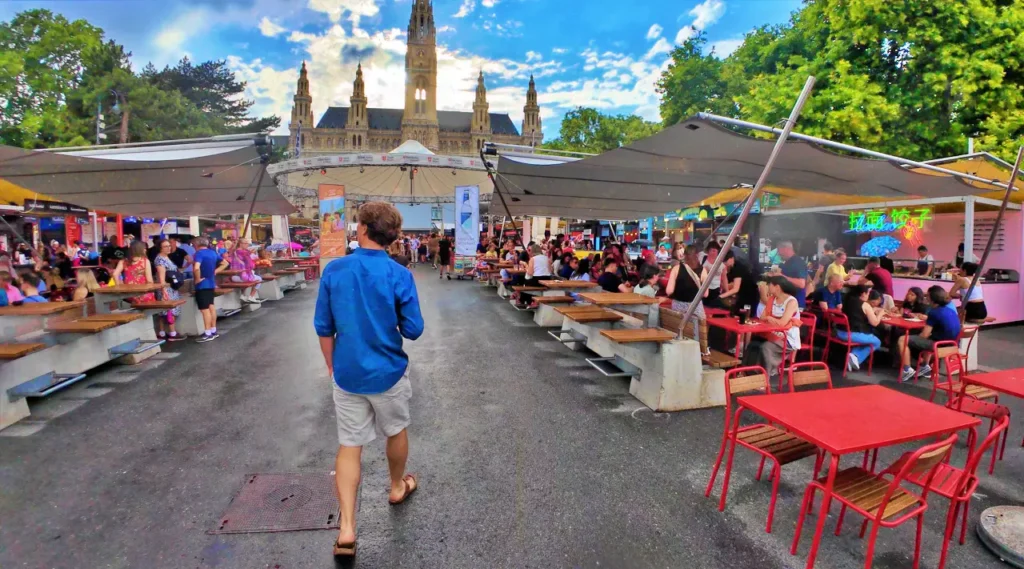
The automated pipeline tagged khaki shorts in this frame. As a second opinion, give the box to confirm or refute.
[332,375,412,447]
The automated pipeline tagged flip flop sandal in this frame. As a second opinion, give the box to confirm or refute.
[388,474,418,505]
[333,540,356,557]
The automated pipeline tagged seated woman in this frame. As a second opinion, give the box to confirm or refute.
[499,249,529,287]
[633,264,661,298]
[520,244,553,306]
[558,256,578,280]
[948,261,988,321]
[467,243,498,278]
[836,284,884,372]
[227,238,263,304]
[72,268,103,301]
[899,286,929,319]
[742,276,801,377]
[896,286,961,382]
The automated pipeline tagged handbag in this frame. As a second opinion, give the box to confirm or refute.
[165,269,184,290]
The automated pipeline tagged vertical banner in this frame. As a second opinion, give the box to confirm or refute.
[454,185,479,257]
[65,217,82,245]
[318,184,346,271]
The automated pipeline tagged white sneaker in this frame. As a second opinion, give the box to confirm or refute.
[849,353,861,371]
[900,367,916,383]
[919,364,932,379]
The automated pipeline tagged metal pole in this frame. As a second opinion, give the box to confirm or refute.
[696,112,1021,193]
[960,146,1024,325]
[681,76,816,328]
[234,158,270,252]
[480,148,521,242]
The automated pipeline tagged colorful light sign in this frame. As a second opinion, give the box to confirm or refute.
[846,207,933,240]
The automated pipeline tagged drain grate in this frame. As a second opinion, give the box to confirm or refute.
[209,473,340,534]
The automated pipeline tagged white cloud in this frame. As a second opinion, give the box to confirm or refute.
[675,25,695,45]
[481,0,499,7]
[306,0,380,24]
[551,47,568,55]
[688,0,725,30]
[453,0,475,18]
[526,51,542,62]
[709,38,743,58]
[153,9,210,60]
[437,25,457,33]
[644,37,672,60]
[258,17,287,37]
[645,24,662,41]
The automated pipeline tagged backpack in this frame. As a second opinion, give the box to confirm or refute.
[165,269,184,290]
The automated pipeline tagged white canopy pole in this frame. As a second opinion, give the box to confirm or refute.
[681,76,816,329]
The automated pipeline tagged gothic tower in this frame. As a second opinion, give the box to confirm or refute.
[345,63,369,150]
[521,74,542,147]
[288,61,314,153]
[471,71,491,153]
[401,0,439,150]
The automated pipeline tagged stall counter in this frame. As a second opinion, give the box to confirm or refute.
[889,276,1020,325]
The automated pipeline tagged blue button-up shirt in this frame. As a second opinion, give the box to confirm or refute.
[314,248,424,394]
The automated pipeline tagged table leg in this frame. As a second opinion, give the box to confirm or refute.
[805,454,839,569]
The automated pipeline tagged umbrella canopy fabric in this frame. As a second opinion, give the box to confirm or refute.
[0,138,295,217]
[494,116,988,220]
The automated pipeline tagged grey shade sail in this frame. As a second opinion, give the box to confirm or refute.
[0,143,295,217]
[317,106,520,135]
[494,116,981,219]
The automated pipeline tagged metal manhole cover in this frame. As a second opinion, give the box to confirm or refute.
[209,473,340,534]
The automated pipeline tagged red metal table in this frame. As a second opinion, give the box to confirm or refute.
[707,316,789,358]
[704,306,731,318]
[737,385,980,569]
[880,315,925,367]
[963,368,1024,399]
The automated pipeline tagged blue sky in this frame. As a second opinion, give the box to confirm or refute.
[2,0,801,137]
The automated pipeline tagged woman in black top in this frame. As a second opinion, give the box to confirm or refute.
[838,285,884,371]
[664,244,707,348]
[438,235,453,280]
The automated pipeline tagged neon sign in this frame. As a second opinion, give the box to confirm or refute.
[846,207,932,240]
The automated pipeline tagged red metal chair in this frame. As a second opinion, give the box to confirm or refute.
[706,366,821,533]
[941,355,1009,475]
[822,312,875,378]
[787,361,833,393]
[796,312,818,363]
[791,434,958,569]
[928,344,998,404]
[902,416,1009,569]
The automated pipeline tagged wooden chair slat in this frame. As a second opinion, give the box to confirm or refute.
[729,374,768,395]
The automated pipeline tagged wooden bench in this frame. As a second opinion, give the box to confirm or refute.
[259,274,277,281]
[0,343,47,360]
[214,288,231,296]
[600,328,677,344]
[218,269,243,278]
[535,296,576,305]
[129,299,187,311]
[554,305,609,316]
[219,281,261,289]
[80,313,145,324]
[273,270,292,276]
[703,349,740,369]
[45,320,119,333]
[567,310,623,324]
[511,286,546,292]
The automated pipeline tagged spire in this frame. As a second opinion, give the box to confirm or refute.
[347,61,368,132]
[296,60,310,97]
[291,61,313,128]
[521,75,541,146]
[474,70,487,103]
[352,62,365,98]
[408,0,435,43]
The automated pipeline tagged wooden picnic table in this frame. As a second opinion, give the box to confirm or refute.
[0,300,85,316]
[93,284,166,314]
[0,342,47,360]
[218,269,244,277]
[577,292,662,328]
[738,385,979,569]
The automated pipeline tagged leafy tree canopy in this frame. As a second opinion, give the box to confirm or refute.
[543,107,662,154]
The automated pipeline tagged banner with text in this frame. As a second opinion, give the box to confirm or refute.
[454,185,479,257]
[319,184,346,270]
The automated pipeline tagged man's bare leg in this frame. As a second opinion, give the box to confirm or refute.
[386,429,410,502]
[335,445,362,545]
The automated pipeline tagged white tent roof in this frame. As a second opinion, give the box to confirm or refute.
[0,136,295,216]
[493,116,992,220]
[271,142,493,203]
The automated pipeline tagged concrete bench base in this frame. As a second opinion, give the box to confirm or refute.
[532,291,574,327]
[258,279,285,301]
[0,317,158,431]
[497,282,510,299]
[560,314,726,412]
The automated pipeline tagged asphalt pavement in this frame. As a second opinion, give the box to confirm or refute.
[1,265,1022,568]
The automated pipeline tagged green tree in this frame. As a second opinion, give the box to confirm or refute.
[543,107,662,154]
[0,9,104,148]
[656,32,731,125]
[144,57,280,134]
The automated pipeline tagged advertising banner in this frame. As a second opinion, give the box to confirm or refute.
[454,185,479,257]
[319,184,346,269]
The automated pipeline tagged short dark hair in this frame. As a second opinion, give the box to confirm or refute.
[21,272,42,288]
[961,262,979,276]
[640,264,660,281]
[918,245,928,252]
[358,202,403,247]
[767,275,799,297]
[705,241,722,253]
[928,285,949,306]
[724,250,736,262]
[867,256,880,265]
[823,241,834,252]
[868,289,882,302]
[393,254,410,267]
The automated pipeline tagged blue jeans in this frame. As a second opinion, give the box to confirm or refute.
[835,331,881,364]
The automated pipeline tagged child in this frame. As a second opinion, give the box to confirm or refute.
[634,264,661,298]
[19,273,48,303]
[0,271,23,303]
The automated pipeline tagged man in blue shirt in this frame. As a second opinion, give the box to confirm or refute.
[811,274,844,311]
[19,274,48,303]
[777,240,808,308]
[314,201,423,557]
[192,237,227,342]
[897,286,961,382]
